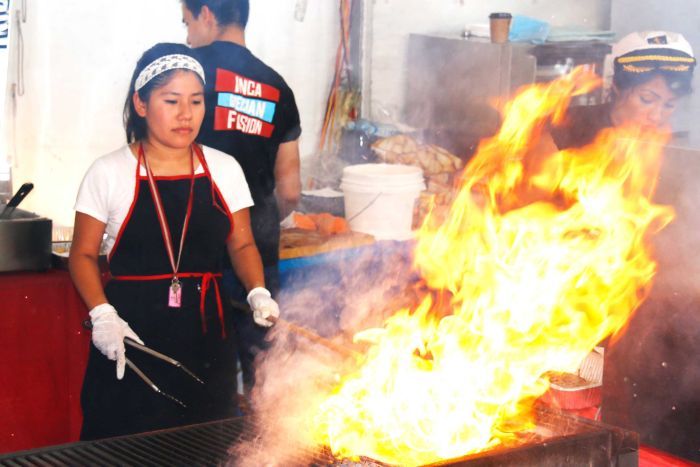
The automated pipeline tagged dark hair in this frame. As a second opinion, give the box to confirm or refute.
[123,42,204,143]
[613,70,694,97]
[613,48,695,97]
[181,0,249,28]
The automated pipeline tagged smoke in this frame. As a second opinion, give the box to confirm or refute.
[602,144,700,460]
[229,242,419,464]
[652,146,700,297]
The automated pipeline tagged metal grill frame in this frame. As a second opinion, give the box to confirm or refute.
[0,408,638,467]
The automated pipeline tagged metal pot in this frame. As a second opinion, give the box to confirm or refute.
[0,209,52,272]
[0,183,52,272]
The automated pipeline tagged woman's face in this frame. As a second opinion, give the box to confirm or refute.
[134,70,205,149]
[611,75,682,130]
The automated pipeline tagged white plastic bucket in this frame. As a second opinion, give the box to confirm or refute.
[340,163,425,240]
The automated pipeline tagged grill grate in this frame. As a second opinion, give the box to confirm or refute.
[0,418,343,467]
[0,408,638,466]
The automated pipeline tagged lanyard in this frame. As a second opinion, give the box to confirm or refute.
[138,142,195,292]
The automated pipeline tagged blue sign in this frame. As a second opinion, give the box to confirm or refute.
[0,0,9,49]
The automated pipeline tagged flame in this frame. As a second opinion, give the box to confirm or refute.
[309,68,674,465]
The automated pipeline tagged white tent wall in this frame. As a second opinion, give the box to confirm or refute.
[2,0,615,228]
[0,1,10,198]
[3,0,339,227]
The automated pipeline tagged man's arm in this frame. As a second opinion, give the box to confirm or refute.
[274,139,301,218]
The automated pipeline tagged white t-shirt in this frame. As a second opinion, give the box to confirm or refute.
[74,144,253,256]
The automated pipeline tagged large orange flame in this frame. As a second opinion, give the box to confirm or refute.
[309,68,674,465]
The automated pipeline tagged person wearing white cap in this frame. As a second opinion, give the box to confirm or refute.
[533,32,699,463]
[610,31,695,126]
[551,30,696,149]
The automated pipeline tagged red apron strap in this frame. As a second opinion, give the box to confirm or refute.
[200,272,226,339]
[112,272,226,338]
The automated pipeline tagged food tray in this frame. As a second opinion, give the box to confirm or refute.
[540,348,603,410]
[541,381,602,410]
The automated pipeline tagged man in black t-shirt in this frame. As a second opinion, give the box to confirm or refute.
[181,0,302,395]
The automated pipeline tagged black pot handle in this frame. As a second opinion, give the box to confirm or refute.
[0,182,34,219]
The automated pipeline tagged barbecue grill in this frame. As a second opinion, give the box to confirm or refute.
[0,407,638,466]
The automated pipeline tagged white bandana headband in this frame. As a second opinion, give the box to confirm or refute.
[134,54,206,92]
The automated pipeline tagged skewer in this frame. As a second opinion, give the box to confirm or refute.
[231,300,361,360]
[267,315,361,360]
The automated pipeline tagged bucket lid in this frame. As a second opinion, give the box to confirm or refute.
[341,163,424,188]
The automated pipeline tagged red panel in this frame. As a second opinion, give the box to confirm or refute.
[0,270,90,454]
[640,445,697,467]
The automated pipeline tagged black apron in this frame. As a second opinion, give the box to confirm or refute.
[81,148,238,440]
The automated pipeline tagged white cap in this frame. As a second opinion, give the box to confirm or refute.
[613,31,694,60]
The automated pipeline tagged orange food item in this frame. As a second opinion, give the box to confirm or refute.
[292,212,317,231]
[288,211,349,235]
[332,217,350,234]
[308,213,349,235]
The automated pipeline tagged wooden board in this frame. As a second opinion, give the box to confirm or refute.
[279,228,375,259]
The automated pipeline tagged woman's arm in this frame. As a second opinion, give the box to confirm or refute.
[68,212,108,309]
[226,208,265,292]
[69,211,143,378]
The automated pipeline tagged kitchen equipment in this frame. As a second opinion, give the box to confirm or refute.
[0,182,33,219]
[339,127,376,165]
[0,182,51,273]
[340,163,425,240]
[405,35,536,157]
[0,407,638,465]
[541,374,602,410]
[232,299,361,359]
[530,41,612,106]
[299,187,345,217]
[0,212,52,273]
[122,337,205,408]
[122,336,204,385]
[82,319,204,408]
[541,348,604,410]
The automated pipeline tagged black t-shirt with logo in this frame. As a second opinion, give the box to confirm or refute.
[194,41,301,266]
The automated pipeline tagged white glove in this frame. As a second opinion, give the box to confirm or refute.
[89,303,144,380]
[246,287,280,327]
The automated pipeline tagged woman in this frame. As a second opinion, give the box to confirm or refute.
[69,42,278,440]
[551,30,696,149]
[547,31,699,461]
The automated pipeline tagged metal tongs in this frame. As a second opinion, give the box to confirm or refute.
[123,337,205,409]
[83,319,204,408]
[82,319,204,408]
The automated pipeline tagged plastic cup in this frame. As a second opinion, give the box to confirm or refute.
[489,12,512,44]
